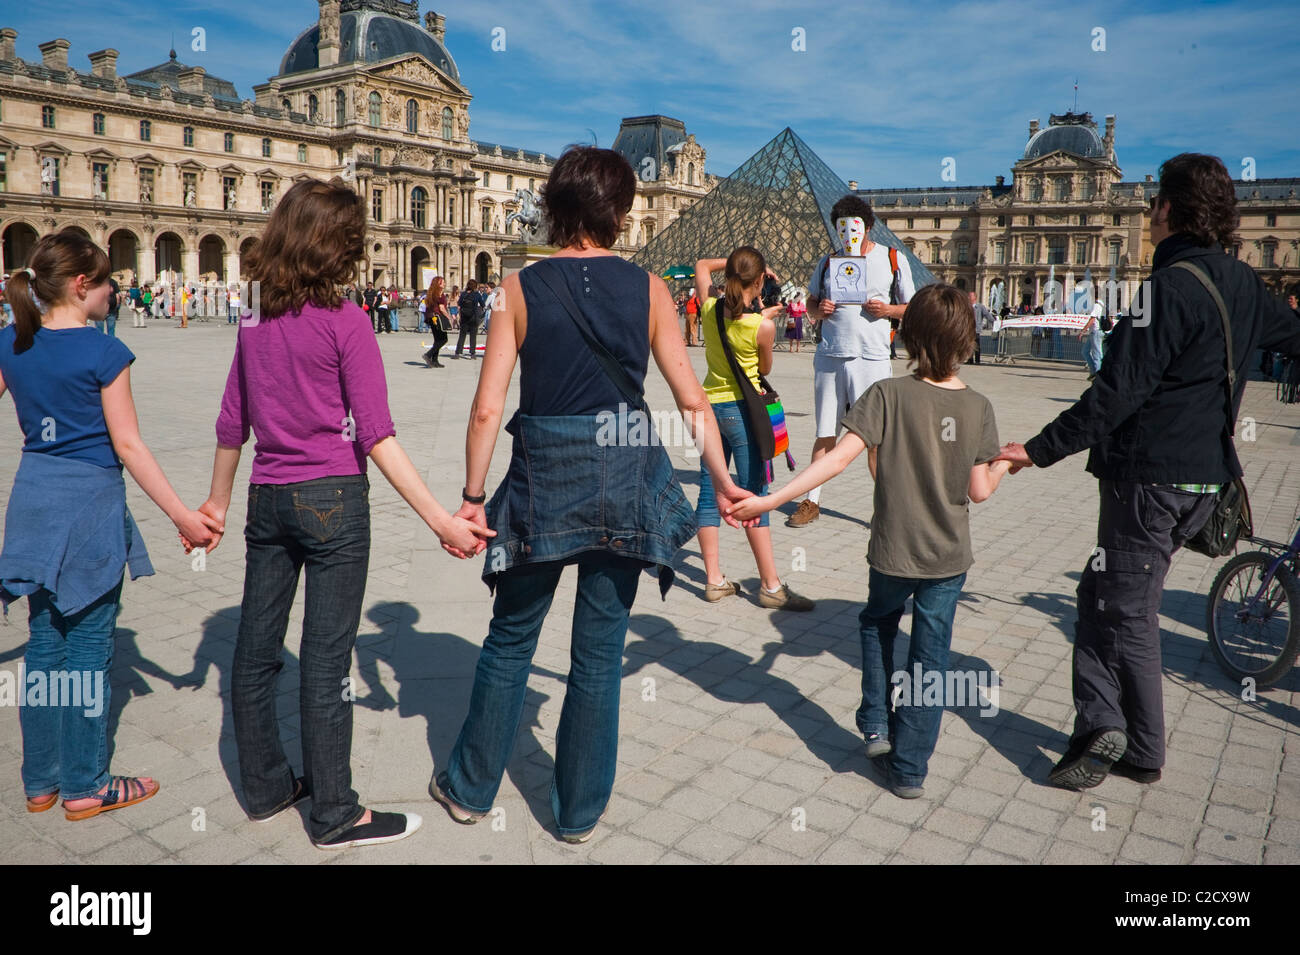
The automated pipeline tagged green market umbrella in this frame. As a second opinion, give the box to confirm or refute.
[661,264,694,280]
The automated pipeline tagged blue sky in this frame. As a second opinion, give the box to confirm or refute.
[7,0,1299,186]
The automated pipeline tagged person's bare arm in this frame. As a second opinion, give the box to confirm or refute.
[729,432,868,521]
[694,257,727,306]
[369,436,491,554]
[756,316,777,376]
[968,459,1013,503]
[101,366,220,546]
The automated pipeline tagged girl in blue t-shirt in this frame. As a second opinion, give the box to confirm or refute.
[0,229,219,821]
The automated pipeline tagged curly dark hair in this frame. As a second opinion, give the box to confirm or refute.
[1157,153,1240,248]
[829,195,875,230]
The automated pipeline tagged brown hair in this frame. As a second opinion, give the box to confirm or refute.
[243,177,366,318]
[1157,153,1240,248]
[543,145,636,249]
[7,228,111,354]
[424,275,444,311]
[899,283,974,380]
[723,246,765,320]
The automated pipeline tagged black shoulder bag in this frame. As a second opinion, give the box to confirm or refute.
[1170,261,1253,558]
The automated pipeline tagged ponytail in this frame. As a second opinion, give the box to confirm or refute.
[722,245,765,320]
[7,228,111,354]
[7,270,41,354]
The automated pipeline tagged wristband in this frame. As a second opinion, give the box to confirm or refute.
[462,487,486,505]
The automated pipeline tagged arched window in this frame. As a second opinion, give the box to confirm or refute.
[447,195,455,225]
[335,88,346,125]
[281,98,291,113]
[262,137,272,158]
[687,162,695,185]
[506,174,513,191]
[411,186,428,228]
[372,147,381,165]
[368,92,381,127]
[642,220,654,245]
[308,94,319,121]
[406,99,418,134]
[297,143,307,163]
[441,106,453,140]
[139,119,151,142]
[183,126,194,147]
[1029,178,1042,201]
[93,113,105,135]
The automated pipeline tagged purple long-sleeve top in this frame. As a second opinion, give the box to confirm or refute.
[216,300,396,484]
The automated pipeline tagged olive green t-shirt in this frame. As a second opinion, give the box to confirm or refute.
[840,375,999,579]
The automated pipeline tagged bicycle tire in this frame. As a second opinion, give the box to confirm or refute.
[1206,551,1300,688]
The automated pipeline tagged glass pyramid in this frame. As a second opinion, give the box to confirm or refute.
[634,127,937,291]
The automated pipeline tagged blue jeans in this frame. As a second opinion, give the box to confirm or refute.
[696,400,769,528]
[20,576,124,800]
[856,567,966,787]
[232,475,370,842]
[1084,328,1103,373]
[439,552,641,836]
[105,313,117,337]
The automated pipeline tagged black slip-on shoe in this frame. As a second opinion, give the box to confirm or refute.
[313,810,422,850]
[1048,727,1127,790]
[1109,758,1161,784]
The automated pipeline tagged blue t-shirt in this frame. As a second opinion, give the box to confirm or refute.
[0,324,134,468]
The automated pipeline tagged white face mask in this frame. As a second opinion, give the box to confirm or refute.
[836,216,867,256]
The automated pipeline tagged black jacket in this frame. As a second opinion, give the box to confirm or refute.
[1026,233,1300,482]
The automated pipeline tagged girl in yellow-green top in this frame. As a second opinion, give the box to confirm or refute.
[694,249,814,612]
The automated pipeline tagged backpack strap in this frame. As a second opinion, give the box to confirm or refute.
[1169,260,1236,436]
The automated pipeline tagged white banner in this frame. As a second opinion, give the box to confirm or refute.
[998,312,1093,330]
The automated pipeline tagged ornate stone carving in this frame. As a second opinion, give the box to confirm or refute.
[457,107,469,139]
[319,1,340,45]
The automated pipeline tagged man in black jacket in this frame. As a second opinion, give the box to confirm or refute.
[997,154,1300,791]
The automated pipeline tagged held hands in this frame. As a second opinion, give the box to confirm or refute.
[177,503,225,554]
[992,442,1034,474]
[439,501,496,559]
[725,492,773,524]
[714,482,760,529]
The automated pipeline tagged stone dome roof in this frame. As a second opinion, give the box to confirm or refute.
[278,9,459,81]
[1023,121,1106,162]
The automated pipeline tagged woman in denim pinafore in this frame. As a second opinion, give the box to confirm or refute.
[431,146,756,843]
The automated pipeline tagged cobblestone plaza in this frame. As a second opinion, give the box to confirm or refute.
[2,320,1296,865]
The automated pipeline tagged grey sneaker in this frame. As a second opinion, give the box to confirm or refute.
[758,583,815,612]
[864,733,892,758]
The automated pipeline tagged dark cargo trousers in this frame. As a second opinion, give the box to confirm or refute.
[1069,480,1217,770]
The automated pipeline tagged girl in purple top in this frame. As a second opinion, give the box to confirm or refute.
[195,178,492,849]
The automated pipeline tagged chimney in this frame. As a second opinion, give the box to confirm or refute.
[318,0,340,67]
[996,175,1005,187]
[425,12,446,41]
[1103,114,1116,151]
[177,66,206,94]
[1028,118,1040,139]
[1144,174,1153,182]
[88,48,119,79]
[0,29,17,62]
[39,38,70,72]
[847,179,858,191]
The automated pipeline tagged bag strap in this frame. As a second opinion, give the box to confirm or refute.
[531,260,648,413]
[1169,260,1236,436]
[713,299,761,400]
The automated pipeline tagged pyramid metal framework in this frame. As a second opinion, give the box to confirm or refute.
[633,127,937,291]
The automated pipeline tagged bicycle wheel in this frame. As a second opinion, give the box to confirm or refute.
[1206,551,1300,687]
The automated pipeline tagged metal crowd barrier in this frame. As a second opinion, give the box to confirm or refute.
[990,327,1088,366]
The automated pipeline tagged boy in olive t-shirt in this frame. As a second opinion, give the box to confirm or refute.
[728,284,1013,799]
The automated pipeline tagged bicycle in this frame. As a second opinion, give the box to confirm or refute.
[1206,502,1300,687]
